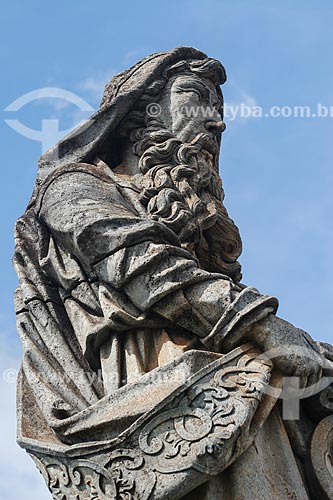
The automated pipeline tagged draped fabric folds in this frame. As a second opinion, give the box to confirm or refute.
[14,162,277,436]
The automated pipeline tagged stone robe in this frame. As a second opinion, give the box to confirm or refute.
[14,160,278,435]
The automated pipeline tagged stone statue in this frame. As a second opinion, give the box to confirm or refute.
[14,47,333,499]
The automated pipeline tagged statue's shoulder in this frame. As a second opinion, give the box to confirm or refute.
[33,161,117,212]
[41,161,114,185]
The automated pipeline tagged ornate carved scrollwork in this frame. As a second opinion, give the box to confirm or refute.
[31,349,272,499]
[309,415,333,500]
[137,353,270,475]
[33,450,156,500]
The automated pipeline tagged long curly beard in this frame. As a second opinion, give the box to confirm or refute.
[134,124,243,281]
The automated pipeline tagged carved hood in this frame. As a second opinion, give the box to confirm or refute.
[29,47,226,206]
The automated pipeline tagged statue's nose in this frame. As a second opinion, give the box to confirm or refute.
[205,120,226,133]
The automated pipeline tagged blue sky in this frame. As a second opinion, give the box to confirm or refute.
[1,1,332,498]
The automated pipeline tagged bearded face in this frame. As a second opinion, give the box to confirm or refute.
[118,71,243,281]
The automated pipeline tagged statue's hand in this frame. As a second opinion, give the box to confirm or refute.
[249,314,326,388]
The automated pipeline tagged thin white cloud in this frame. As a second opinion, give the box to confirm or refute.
[78,69,118,103]
[222,79,259,125]
[122,48,146,66]
[78,49,146,104]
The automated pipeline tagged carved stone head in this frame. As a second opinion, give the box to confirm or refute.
[110,56,242,280]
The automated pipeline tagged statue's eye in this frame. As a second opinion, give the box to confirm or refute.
[176,87,202,99]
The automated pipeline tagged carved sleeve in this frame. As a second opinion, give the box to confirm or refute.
[37,167,278,345]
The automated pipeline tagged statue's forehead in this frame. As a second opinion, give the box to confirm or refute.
[168,73,221,98]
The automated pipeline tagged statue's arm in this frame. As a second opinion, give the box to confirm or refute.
[37,168,331,386]
[38,168,276,340]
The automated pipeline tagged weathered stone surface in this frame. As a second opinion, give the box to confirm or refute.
[14,47,333,499]
[27,345,277,499]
